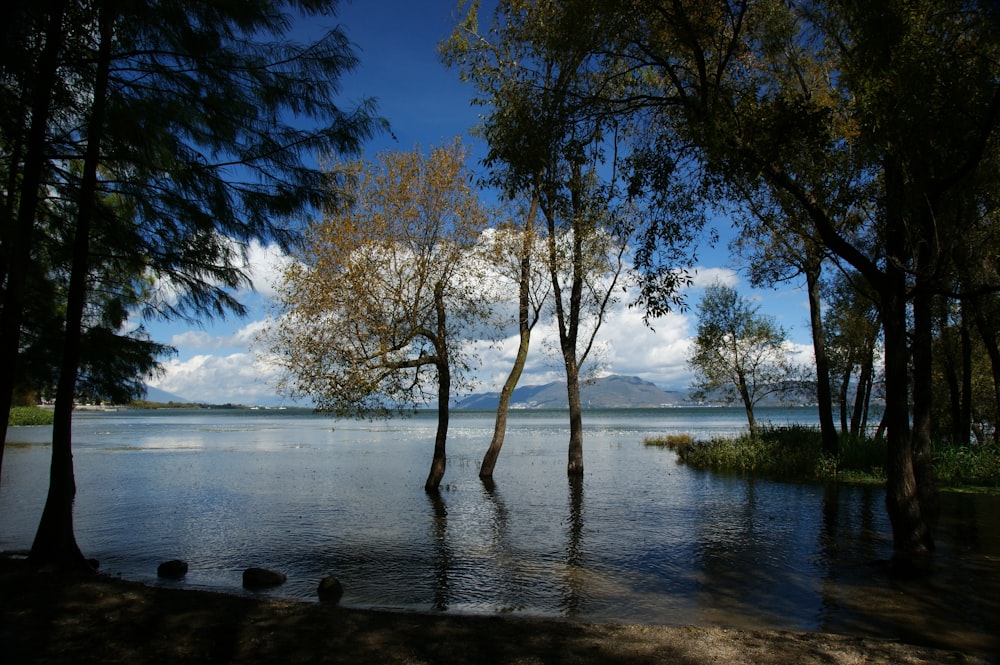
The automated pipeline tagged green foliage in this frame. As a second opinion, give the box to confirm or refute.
[677,425,821,477]
[8,407,54,427]
[2,0,385,427]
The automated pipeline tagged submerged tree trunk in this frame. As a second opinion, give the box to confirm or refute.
[881,160,934,572]
[481,204,538,480]
[882,292,932,571]
[426,283,449,492]
[31,1,113,568]
[565,358,584,476]
[480,347,527,479]
[806,262,838,456]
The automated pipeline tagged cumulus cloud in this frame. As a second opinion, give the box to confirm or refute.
[148,352,286,405]
[243,239,293,298]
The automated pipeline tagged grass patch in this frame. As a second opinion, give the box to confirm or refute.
[669,424,887,483]
[932,441,1000,489]
[665,425,1000,488]
[8,406,53,427]
[644,433,694,449]
[677,425,824,477]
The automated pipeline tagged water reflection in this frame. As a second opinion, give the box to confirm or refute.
[427,491,451,611]
[561,475,585,617]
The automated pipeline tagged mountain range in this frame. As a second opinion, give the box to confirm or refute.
[140,375,689,409]
[455,375,686,410]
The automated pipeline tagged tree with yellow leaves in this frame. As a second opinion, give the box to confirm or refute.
[265,140,491,492]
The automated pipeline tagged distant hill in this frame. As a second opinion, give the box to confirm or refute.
[141,385,189,404]
[456,375,686,410]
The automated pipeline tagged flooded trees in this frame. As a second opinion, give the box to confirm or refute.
[266,142,491,492]
[445,0,641,477]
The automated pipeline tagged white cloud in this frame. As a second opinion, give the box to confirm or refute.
[243,239,293,299]
[168,319,269,352]
[168,330,216,350]
[688,266,739,289]
[148,352,286,405]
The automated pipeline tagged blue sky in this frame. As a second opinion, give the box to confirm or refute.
[144,0,813,406]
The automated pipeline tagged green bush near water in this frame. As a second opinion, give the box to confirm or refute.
[643,433,694,449]
[658,424,1000,489]
[8,406,54,427]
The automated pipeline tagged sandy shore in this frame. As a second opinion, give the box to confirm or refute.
[2,559,994,665]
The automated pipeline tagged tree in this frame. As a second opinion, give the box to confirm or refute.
[265,141,491,492]
[3,0,382,567]
[689,282,800,436]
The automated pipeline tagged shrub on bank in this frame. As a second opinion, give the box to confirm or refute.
[666,425,999,488]
[8,406,54,427]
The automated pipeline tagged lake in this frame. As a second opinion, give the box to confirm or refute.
[1,406,998,654]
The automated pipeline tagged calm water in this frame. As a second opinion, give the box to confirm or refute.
[2,407,998,654]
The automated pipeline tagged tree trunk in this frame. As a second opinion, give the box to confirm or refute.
[881,158,934,573]
[565,358,584,476]
[0,0,68,479]
[839,367,852,433]
[737,372,757,437]
[974,306,1000,444]
[31,2,113,568]
[481,205,537,480]
[910,258,939,539]
[425,283,449,492]
[943,326,962,443]
[480,352,525,479]
[959,300,973,445]
[882,293,932,571]
[851,356,873,436]
[543,164,586,478]
[806,262,838,456]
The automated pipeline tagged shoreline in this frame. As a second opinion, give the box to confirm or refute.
[1,559,992,665]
